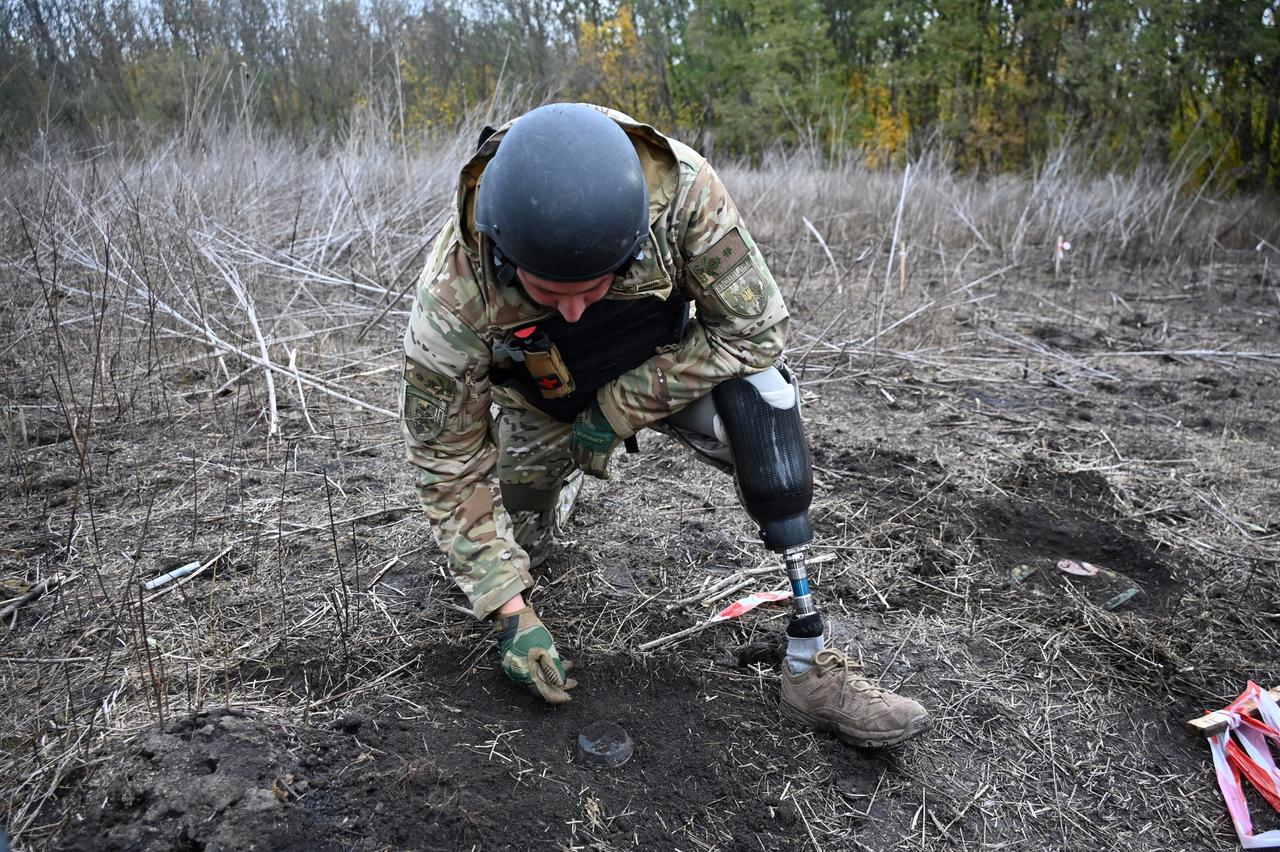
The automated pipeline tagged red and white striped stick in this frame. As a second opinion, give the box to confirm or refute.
[638,589,792,651]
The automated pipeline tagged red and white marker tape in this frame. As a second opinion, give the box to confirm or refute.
[711,590,792,622]
[1206,681,1280,848]
[637,589,793,651]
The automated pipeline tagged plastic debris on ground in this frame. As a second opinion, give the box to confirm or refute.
[1057,559,1101,576]
[1011,563,1039,583]
[1005,558,1141,611]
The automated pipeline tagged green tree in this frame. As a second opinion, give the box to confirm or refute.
[674,0,845,156]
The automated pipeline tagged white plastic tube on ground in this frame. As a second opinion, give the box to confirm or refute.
[142,561,202,591]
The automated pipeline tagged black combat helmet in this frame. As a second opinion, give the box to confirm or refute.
[476,103,649,282]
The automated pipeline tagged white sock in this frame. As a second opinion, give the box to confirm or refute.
[785,633,826,674]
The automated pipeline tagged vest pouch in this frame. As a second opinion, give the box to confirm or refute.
[524,346,576,399]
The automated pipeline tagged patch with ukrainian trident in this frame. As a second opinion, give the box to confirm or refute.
[687,227,765,319]
[402,358,455,443]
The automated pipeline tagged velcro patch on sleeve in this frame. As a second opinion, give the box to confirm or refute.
[686,227,766,319]
[402,359,456,443]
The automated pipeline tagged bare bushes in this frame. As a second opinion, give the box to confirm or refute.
[726,146,1278,273]
[2,121,1275,488]
[2,125,478,435]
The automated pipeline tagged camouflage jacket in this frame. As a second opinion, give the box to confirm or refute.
[401,106,789,620]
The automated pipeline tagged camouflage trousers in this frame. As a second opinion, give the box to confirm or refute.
[494,363,796,564]
[488,363,797,618]
[495,401,584,567]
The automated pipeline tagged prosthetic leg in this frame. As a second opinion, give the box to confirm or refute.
[664,367,932,746]
[664,363,823,644]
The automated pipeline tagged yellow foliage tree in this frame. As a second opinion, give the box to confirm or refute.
[850,73,910,169]
[576,6,662,120]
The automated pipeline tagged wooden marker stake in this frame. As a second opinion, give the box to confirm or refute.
[1186,684,1280,737]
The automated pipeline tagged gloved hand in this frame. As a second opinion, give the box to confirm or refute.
[496,606,576,704]
[570,402,620,479]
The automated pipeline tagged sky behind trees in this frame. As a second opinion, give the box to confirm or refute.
[3,0,1277,190]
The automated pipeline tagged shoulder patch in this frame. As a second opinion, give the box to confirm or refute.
[402,359,456,443]
[686,227,766,319]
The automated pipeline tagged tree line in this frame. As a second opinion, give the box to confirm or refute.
[3,0,1277,190]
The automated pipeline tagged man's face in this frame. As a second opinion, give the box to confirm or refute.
[515,268,613,323]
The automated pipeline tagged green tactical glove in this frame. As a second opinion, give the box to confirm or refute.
[496,606,576,704]
[570,402,620,479]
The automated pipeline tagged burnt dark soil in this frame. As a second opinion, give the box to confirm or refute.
[811,442,1181,612]
[3,243,1279,851]
[55,652,905,852]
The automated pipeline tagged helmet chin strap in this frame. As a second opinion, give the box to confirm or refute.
[492,245,520,288]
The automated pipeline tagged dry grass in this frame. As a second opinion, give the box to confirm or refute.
[1,120,1278,849]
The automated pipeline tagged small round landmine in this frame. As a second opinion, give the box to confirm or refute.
[576,721,634,768]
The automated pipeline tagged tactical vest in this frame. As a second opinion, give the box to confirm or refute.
[491,292,690,422]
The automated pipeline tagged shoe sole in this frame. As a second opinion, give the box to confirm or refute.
[780,700,932,748]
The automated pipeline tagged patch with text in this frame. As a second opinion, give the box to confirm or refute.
[687,228,765,319]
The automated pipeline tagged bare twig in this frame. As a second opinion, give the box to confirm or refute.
[0,576,64,627]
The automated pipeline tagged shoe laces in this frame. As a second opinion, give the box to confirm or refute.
[812,648,885,697]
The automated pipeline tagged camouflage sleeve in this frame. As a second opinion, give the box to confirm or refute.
[402,236,531,621]
[596,158,789,438]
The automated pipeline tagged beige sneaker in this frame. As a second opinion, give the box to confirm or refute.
[554,469,585,532]
[781,648,931,747]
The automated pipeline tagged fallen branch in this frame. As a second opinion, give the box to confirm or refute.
[0,656,94,665]
[1,575,64,627]
[366,556,399,590]
[637,618,722,651]
[260,506,416,542]
[1091,349,1280,362]
[667,552,836,610]
[639,589,792,651]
